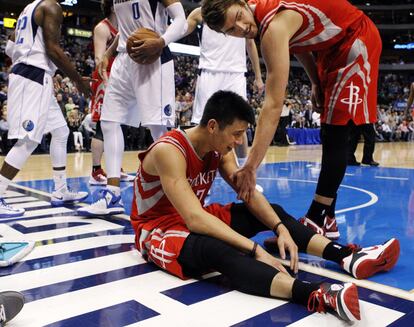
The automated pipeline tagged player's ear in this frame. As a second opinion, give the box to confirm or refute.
[207,119,219,133]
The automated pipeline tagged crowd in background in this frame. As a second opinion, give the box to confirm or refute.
[0,27,413,155]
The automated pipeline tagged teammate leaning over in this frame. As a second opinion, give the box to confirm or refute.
[202,0,382,240]
[0,0,90,218]
[130,91,400,323]
[78,0,187,217]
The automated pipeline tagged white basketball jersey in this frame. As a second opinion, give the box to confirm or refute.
[12,0,57,75]
[114,0,169,53]
[199,23,247,73]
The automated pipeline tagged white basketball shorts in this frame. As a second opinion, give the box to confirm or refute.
[101,52,175,128]
[7,63,66,143]
[192,70,247,124]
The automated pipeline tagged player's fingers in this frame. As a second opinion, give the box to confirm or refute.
[279,244,286,260]
[276,262,288,274]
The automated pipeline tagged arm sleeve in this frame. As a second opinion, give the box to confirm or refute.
[161,2,188,46]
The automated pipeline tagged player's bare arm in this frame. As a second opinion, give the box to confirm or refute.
[219,151,298,273]
[295,52,324,112]
[93,21,111,66]
[184,7,202,37]
[144,142,285,268]
[98,34,119,82]
[246,39,264,95]
[234,10,303,201]
[38,1,91,96]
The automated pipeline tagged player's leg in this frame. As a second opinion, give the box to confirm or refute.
[178,233,360,322]
[89,121,107,185]
[347,121,361,165]
[264,203,400,279]
[361,123,379,166]
[45,99,88,205]
[78,54,135,216]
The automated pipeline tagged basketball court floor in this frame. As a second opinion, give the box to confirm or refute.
[1,142,413,326]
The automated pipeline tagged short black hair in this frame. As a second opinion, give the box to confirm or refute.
[199,90,255,129]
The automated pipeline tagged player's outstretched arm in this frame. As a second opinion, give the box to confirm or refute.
[406,82,414,118]
[40,2,91,96]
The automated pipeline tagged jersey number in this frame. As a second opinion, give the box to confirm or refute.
[132,3,140,19]
[16,16,28,44]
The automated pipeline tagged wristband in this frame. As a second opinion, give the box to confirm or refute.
[250,242,258,258]
[272,221,283,234]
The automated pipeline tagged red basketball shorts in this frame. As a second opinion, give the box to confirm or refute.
[135,203,232,279]
[318,15,382,126]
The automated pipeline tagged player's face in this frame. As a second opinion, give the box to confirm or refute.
[215,119,248,155]
[221,4,258,38]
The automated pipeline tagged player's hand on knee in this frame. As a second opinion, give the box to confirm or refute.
[255,245,289,274]
[277,226,299,274]
[254,78,265,96]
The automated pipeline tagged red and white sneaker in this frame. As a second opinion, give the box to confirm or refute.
[342,238,400,279]
[324,216,340,240]
[89,168,107,186]
[308,282,360,322]
[299,216,340,240]
[299,217,325,235]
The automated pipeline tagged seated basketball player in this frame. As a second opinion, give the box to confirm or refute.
[130,91,400,322]
[0,0,89,218]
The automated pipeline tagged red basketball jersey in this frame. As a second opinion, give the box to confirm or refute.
[250,0,364,53]
[91,18,118,122]
[130,129,221,234]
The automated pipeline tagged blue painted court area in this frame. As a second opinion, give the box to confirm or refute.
[5,161,413,326]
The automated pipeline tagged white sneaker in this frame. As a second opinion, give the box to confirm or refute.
[77,189,125,217]
[0,198,25,218]
[120,170,135,182]
[89,168,107,186]
[51,187,89,206]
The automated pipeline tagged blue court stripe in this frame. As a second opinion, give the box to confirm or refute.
[0,243,134,276]
[232,302,311,327]
[23,262,158,303]
[161,275,232,305]
[44,300,159,327]
[12,222,89,233]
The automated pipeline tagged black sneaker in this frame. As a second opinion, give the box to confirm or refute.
[0,291,25,325]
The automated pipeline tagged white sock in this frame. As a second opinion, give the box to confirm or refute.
[53,170,67,191]
[0,174,12,197]
[107,185,121,197]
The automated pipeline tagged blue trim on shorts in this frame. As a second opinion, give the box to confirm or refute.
[161,46,173,64]
[11,63,45,85]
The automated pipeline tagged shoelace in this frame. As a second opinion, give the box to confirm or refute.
[307,289,326,313]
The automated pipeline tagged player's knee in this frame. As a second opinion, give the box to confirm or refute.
[50,125,69,143]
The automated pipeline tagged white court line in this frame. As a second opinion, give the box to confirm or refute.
[375,176,409,181]
[255,177,378,214]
